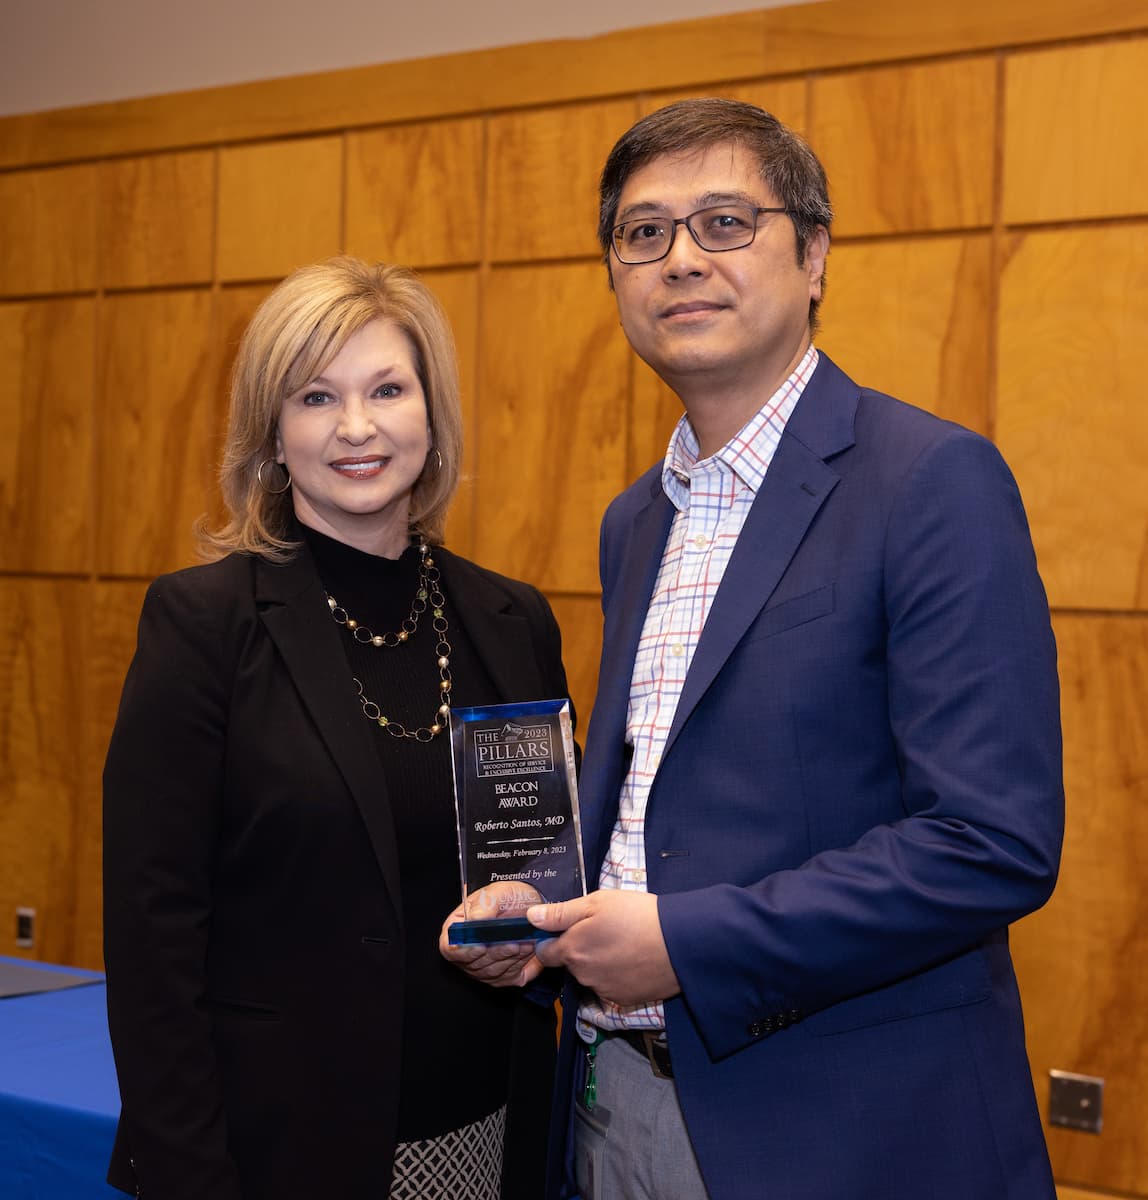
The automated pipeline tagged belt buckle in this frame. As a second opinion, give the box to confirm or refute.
[640,1031,672,1080]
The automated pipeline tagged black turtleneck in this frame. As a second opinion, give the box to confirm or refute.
[300,524,519,1141]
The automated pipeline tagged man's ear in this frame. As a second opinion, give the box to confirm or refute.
[805,225,830,301]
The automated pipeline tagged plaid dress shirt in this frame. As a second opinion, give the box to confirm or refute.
[579,346,819,1035]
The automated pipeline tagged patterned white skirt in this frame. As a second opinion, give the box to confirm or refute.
[388,1104,506,1200]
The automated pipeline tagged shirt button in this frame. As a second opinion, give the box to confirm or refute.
[631,868,647,884]
[694,535,708,549]
[670,643,684,657]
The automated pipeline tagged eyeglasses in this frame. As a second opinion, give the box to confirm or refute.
[610,204,794,265]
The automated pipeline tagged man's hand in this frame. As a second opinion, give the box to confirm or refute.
[529,889,680,1007]
[438,882,545,988]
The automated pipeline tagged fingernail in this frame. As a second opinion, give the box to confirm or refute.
[526,905,542,923]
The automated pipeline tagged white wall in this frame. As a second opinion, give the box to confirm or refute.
[1,0,812,117]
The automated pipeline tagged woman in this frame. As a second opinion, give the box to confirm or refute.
[103,257,568,1200]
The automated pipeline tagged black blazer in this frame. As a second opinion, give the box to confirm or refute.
[103,542,570,1199]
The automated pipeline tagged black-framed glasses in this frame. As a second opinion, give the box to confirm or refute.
[610,204,794,265]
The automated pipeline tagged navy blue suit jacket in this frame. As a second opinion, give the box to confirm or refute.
[550,353,1062,1199]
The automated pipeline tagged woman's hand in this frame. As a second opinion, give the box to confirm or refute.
[438,881,546,988]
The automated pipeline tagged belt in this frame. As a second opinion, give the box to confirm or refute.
[612,1029,673,1079]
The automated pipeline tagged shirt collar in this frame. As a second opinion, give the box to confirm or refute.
[661,345,819,510]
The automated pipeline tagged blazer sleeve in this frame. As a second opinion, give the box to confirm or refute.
[103,567,246,1199]
[658,429,1065,1060]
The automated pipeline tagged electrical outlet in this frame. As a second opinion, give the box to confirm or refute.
[1049,1070,1103,1134]
[16,906,35,948]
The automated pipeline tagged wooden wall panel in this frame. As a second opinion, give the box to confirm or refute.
[997,224,1148,611]
[217,136,343,282]
[425,268,480,557]
[72,580,150,970]
[7,0,1146,170]
[643,79,808,133]
[749,0,1148,77]
[476,263,630,591]
[2,6,1148,1195]
[96,289,221,576]
[216,283,275,385]
[0,165,98,296]
[0,298,95,573]
[100,150,215,290]
[485,99,638,263]
[630,355,683,483]
[812,57,997,237]
[208,283,277,538]
[346,119,485,269]
[1011,613,1148,1196]
[0,12,774,171]
[818,234,993,434]
[721,80,808,132]
[1004,37,1148,226]
[0,578,88,965]
[1058,1189,1133,1200]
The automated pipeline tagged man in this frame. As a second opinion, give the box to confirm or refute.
[447,98,1063,1199]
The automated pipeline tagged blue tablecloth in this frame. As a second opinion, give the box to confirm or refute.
[0,959,122,1199]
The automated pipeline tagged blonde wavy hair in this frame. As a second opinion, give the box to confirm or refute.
[200,257,463,561]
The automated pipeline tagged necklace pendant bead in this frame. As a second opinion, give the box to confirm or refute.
[398,630,409,642]
[346,619,358,630]
[372,636,384,647]
[437,656,449,668]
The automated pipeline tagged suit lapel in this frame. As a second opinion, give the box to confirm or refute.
[254,548,404,917]
[662,354,858,760]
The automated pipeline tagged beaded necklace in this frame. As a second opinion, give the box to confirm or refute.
[326,541,452,742]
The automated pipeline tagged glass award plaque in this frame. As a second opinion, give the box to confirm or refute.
[447,698,584,945]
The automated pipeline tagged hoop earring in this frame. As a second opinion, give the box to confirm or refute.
[428,448,444,475]
[257,458,292,495]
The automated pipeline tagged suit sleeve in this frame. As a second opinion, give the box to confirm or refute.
[103,571,245,1199]
[657,430,1064,1060]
